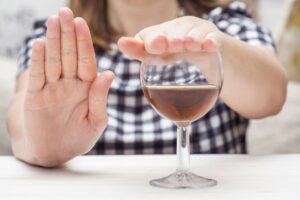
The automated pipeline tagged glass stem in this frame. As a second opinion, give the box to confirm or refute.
[176,122,191,172]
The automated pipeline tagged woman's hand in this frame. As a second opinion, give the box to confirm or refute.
[118,16,221,63]
[118,15,287,119]
[8,8,114,167]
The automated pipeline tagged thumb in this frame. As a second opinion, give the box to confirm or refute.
[88,70,114,132]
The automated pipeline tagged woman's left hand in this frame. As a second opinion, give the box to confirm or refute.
[118,16,222,62]
[118,15,287,119]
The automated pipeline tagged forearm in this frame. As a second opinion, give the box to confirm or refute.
[218,32,287,119]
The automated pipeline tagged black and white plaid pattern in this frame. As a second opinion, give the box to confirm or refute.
[18,1,275,154]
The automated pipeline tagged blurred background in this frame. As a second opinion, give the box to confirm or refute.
[0,0,299,155]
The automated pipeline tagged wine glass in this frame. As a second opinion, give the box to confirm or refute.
[140,51,223,189]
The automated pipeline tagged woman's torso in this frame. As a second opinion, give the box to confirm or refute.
[19,1,276,155]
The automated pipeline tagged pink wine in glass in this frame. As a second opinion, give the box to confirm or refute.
[143,85,219,122]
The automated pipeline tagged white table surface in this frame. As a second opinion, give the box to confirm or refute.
[0,155,300,200]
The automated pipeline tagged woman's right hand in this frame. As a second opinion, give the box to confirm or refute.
[8,8,114,167]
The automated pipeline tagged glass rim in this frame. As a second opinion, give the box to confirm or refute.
[141,50,222,66]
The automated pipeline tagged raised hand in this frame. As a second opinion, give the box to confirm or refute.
[21,8,114,166]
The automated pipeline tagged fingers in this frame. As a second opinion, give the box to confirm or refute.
[46,8,97,82]
[137,23,188,54]
[138,29,168,55]
[185,27,220,52]
[202,32,221,52]
[183,36,200,52]
[118,35,219,63]
[28,39,46,92]
[45,15,61,82]
[117,35,170,61]
[117,37,147,60]
[167,38,185,53]
[164,22,194,53]
[118,17,221,59]
[184,26,208,52]
[43,7,98,85]
[59,7,77,79]
[74,17,97,81]
[88,71,115,132]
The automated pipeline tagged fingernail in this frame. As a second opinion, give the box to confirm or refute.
[184,36,195,42]
[205,39,213,46]
[153,35,167,51]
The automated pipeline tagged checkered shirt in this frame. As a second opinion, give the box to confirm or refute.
[17,1,275,154]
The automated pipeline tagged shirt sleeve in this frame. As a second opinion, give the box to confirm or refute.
[208,1,276,52]
[17,19,47,77]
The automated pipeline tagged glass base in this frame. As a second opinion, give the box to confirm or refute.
[150,170,217,189]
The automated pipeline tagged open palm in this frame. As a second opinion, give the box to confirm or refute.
[24,8,114,165]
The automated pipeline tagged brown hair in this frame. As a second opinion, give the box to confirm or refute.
[69,0,229,50]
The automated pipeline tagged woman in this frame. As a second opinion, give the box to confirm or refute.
[7,0,287,167]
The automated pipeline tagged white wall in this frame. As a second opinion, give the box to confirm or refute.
[0,0,66,57]
[257,0,293,41]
